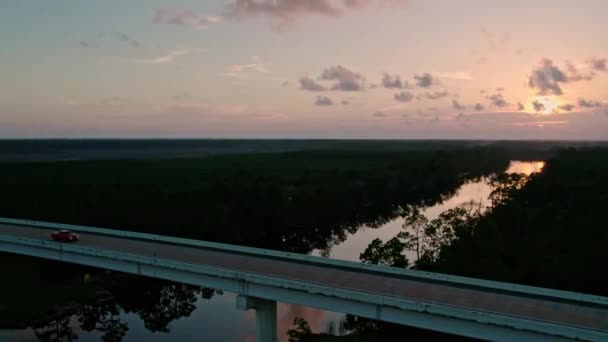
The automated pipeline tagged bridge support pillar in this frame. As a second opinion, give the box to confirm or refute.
[236,295,277,342]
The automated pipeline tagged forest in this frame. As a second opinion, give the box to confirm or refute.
[1,146,606,341]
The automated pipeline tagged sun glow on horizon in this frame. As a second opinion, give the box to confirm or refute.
[525,96,563,114]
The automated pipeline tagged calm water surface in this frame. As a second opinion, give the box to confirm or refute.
[0,161,544,342]
[313,161,545,262]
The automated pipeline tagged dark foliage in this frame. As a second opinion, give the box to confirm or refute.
[429,149,608,296]
[0,149,509,255]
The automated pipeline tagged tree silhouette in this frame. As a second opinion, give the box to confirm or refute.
[287,317,312,342]
[359,238,408,267]
[117,283,201,333]
[34,317,77,342]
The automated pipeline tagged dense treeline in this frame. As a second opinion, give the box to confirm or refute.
[353,148,608,296]
[3,139,602,163]
[0,148,509,254]
[426,148,608,296]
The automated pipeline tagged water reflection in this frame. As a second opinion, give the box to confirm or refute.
[0,279,233,342]
[312,161,545,263]
[1,287,346,342]
[507,161,545,175]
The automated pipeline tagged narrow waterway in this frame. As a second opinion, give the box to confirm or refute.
[312,161,545,263]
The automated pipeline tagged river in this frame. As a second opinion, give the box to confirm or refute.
[0,161,544,342]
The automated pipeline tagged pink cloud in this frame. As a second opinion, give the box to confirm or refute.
[224,0,409,28]
[153,9,222,30]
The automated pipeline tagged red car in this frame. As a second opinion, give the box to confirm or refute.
[51,229,79,242]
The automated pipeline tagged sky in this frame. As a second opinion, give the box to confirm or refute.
[1,0,608,139]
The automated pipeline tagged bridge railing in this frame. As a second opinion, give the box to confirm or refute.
[4,232,606,342]
[1,216,607,308]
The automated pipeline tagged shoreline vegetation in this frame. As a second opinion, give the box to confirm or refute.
[294,148,608,341]
[0,141,605,341]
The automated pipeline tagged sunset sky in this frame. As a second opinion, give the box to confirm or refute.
[1,0,608,139]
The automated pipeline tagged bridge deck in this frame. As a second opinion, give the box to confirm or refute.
[1,223,606,334]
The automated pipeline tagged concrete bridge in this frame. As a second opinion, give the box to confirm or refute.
[0,217,606,342]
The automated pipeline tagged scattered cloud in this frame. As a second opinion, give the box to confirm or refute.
[528,59,567,95]
[527,58,604,95]
[135,48,205,64]
[487,93,507,107]
[565,61,594,82]
[81,32,140,49]
[229,56,268,73]
[115,32,140,48]
[474,103,484,111]
[471,28,509,65]
[479,87,503,94]
[372,111,386,117]
[82,96,134,108]
[425,90,449,100]
[320,65,364,91]
[153,8,222,30]
[480,27,509,51]
[299,76,326,91]
[394,91,414,102]
[452,100,466,110]
[578,98,602,108]
[344,0,369,8]
[414,73,434,88]
[225,0,341,22]
[315,96,333,106]
[172,91,192,101]
[382,73,406,89]
[587,57,607,72]
[116,32,129,41]
[224,0,409,28]
[532,100,545,112]
[559,104,575,112]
